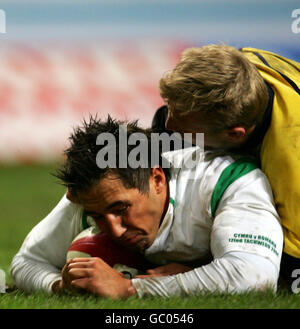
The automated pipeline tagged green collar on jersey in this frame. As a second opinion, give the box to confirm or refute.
[211,157,258,218]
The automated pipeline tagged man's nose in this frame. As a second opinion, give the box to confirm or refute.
[104,214,127,238]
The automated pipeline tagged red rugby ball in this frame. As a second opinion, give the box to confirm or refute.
[67,227,152,271]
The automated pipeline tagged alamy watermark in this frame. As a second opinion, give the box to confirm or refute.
[95,124,204,170]
[291,9,300,33]
[0,9,6,33]
[291,269,300,294]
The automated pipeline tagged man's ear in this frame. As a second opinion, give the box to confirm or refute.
[66,189,79,203]
[151,167,167,194]
[225,127,247,142]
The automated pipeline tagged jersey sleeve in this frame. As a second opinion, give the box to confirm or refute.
[10,194,83,293]
[132,251,279,297]
[210,168,283,271]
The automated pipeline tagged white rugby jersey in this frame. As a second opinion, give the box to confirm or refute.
[10,148,283,295]
[132,148,283,296]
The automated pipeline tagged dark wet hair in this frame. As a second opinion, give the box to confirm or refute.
[54,115,170,197]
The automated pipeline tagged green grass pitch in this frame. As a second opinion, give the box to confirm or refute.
[0,164,299,309]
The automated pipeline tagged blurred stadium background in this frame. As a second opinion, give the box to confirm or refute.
[0,0,299,303]
[0,0,299,164]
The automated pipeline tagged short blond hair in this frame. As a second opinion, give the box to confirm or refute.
[159,45,268,130]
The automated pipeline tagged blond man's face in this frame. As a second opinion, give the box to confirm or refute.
[165,109,233,150]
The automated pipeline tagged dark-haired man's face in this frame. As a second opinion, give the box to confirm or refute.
[67,168,169,254]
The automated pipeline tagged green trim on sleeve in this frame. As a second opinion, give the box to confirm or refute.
[210,157,258,218]
[81,211,89,230]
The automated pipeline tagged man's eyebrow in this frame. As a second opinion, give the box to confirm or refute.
[106,201,130,210]
[85,201,130,216]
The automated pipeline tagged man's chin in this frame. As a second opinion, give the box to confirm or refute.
[130,239,149,254]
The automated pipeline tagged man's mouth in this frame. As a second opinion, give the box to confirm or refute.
[122,233,141,245]
[118,232,149,252]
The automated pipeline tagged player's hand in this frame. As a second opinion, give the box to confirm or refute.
[52,262,81,294]
[59,261,83,293]
[66,257,136,299]
[136,262,192,278]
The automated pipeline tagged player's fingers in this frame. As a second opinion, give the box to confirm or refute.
[68,257,96,263]
[71,278,101,296]
[68,261,92,269]
[68,268,93,278]
[146,267,166,274]
[70,278,91,291]
[68,257,107,269]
